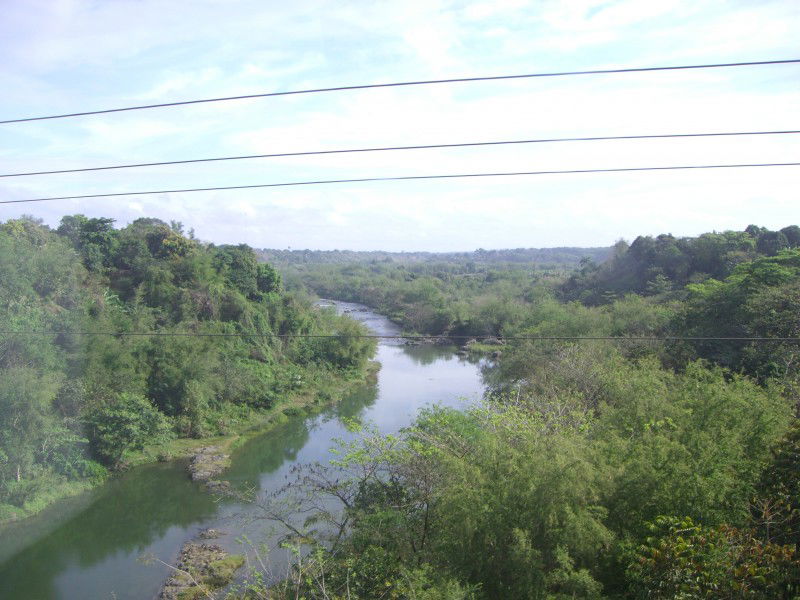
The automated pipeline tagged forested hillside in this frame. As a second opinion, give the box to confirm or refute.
[561,225,800,304]
[0,216,375,522]
[241,225,800,599]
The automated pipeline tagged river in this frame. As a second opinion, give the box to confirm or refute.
[0,301,486,599]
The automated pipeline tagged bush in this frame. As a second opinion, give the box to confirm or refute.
[85,393,173,466]
[626,516,800,598]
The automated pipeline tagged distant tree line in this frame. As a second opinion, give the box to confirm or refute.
[258,246,611,266]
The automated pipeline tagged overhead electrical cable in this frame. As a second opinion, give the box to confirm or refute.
[2,58,799,125]
[0,331,798,342]
[3,162,800,205]
[3,129,799,179]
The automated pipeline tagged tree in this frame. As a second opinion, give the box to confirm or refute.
[680,249,800,375]
[0,368,61,485]
[753,420,800,547]
[256,262,281,294]
[309,318,377,370]
[213,244,261,299]
[85,393,172,466]
[57,214,118,272]
[780,225,800,248]
[757,230,790,256]
[745,224,766,238]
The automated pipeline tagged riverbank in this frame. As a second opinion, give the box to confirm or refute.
[0,300,486,599]
[0,362,379,528]
[131,361,379,467]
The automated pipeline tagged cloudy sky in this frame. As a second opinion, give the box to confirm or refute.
[0,0,798,251]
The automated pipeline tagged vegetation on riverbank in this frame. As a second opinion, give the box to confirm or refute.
[0,216,377,524]
[4,216,799,595]
[237,369,798,599]
[263,245,611,337]
[273,225,800,382]
[235,224,800,599]
[127,360,379,469]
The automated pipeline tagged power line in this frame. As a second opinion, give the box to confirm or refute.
[3,130,799,179]
[0,331,798,342]
[4,162,799,204]
[2,58,799,125]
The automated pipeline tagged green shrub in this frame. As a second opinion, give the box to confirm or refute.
[85,393,173,466]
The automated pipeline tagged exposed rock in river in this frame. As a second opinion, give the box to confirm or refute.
[159,540,244,599]
[404,335,452,346]
[204,479,231,494]
[197,528,225,540]
[188,446,230,483]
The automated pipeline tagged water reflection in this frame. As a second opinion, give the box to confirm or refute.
[0,301,484,600]
[0,462,217,599]
[400,344,458,366]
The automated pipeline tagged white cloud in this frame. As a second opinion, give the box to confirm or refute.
[1,0,798,250]
[136,68,224,101]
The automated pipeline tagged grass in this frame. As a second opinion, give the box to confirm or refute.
[0,476,105,526]
[20,478,102,514]
[0,503,24,523]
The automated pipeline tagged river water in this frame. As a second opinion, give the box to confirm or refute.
[0,301,485,599]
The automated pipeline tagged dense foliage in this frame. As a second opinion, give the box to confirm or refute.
[234,224,800,599]
[4,216,799,595]
[262,245,610,337]
[680,250,800,381]
[0,216,376,520]
[561,225,800,305]
[239,354,797,598]
[275,225,800,384]
[278,260,559,336]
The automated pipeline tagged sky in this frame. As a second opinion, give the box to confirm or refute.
[0,0,798,251]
